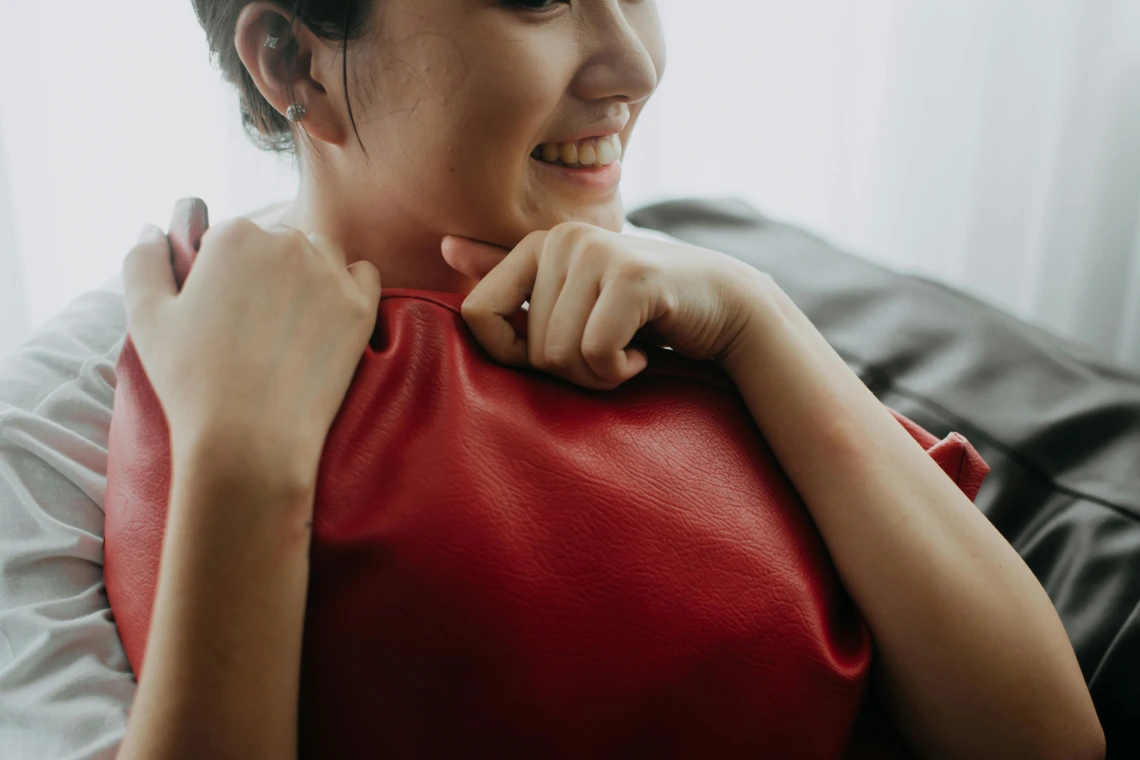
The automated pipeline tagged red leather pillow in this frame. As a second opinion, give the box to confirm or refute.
[105,199,989,759]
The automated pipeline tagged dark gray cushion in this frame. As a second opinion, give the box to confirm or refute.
[629,197,1140,758]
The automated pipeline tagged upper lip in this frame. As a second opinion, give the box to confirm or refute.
[539,117,630,146]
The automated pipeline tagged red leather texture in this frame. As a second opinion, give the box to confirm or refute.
[104,199,989,759]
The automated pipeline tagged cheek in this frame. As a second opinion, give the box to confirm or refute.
[430,62,569,218]
[358,39,532,204]
[455,62,563,163]
[356,34,614,240]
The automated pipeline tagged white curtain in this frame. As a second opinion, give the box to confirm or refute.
[0,125,27,350]
[3,1,1140,370]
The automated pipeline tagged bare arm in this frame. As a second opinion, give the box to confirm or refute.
[718,270,1105,760]
[113,214,381,759]
[117,450,312,760]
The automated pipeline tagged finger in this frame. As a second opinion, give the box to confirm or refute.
[538,265,600,384]
[581,280,650,385]
[122,224,176,348]
[525,242,566,370]
[441,236,510,281]
[347,259,382,310]
[306,231,347,268]
[460,233,543,367]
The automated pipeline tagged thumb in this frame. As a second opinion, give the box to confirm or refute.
[122,224,176,349]
[347,259,382,310]
[441,235,510,280]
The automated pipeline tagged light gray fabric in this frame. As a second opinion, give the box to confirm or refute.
[0,274,131,760]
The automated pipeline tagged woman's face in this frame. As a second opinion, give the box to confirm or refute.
[298,0,665,248]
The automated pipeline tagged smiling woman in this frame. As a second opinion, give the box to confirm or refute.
[192,0,665,295]
[0,2,1108,759]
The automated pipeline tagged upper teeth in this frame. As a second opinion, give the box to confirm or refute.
[534,134,624,167]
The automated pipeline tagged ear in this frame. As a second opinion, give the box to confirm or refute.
[233,1,352,149]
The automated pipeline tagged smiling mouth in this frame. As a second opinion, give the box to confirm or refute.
[530,134,623,169]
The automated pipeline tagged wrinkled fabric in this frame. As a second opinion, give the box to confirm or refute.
[0,276,133,760]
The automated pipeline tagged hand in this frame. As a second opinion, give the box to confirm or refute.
[122,216,382,494]
[442,222,766,390]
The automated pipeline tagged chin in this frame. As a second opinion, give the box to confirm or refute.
[484,199,626,250]
[544,198,626,233]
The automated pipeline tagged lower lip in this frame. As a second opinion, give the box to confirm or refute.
[530,156,622,192]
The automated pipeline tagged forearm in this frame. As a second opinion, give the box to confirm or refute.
[118,450,313,760]
[719,270,1103,760]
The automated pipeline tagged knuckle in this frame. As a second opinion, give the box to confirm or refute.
[543,347,573,370]
[269,230,314,274]
[528,341,547,369]
[229,215,259,234]
[611,258,653,284]
[209,216,257,244]
[123,242,150,269]
[522,228,548,247]
[580,340,612,365]
[587,371,620,391]
[582,239,614,266]
[460,296,485,323]
[546,223,579,251]
[349,292,374,320]
[551,220,593,242]
[199,219,258,259]
[278,226,310,252]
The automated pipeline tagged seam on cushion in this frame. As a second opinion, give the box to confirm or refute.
[380,290,1139,521]
[833,346,1140,524]
[375,291,740,392]
[379,291,465,314]
[953,434,967,484]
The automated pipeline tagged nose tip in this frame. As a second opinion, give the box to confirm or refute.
[573,13,660,106]
[614,49,658,106]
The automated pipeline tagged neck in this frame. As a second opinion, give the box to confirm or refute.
[275,179,482,297]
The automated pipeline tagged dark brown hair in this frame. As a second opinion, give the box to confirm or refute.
[191,0,377,159]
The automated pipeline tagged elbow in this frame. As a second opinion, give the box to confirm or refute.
[1080,719,1107,760]
[972,687,1106,760]
[1067,690,1106,760]
[1039,709,1106,760]
[1065,728,1106,760]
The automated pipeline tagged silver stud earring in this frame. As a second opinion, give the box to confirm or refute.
[264,34,279,49]
[285,103,307,122]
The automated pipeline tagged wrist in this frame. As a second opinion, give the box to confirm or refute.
[173,424,320,500]
[716,266,787,374]
[165,446,315,553]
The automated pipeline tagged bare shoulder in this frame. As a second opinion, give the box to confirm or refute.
[240,200,291,230]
